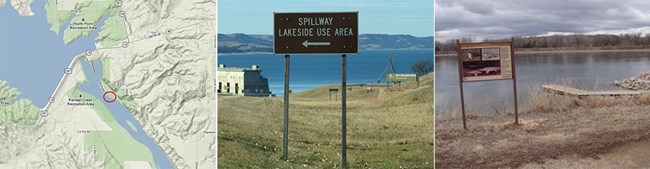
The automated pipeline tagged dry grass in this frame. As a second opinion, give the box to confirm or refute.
[436,81,650,168]
[218,73,434,168]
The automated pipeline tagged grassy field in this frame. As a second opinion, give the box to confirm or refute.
[218,73,433,168]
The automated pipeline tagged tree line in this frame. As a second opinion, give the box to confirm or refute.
[435,33,650,52]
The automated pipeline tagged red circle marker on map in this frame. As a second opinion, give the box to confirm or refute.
[103,91,117,103]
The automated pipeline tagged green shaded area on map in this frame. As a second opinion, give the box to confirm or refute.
[96,13,128,47]
[0,80,40,126]
[45,0,127,46]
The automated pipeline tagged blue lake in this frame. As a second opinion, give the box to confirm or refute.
[218,50,433,95]
[0,1,100,108]
[435,52,650,116]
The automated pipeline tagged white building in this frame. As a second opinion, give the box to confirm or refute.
[217,64,271,96]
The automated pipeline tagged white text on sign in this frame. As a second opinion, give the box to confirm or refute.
[278,17,354,37]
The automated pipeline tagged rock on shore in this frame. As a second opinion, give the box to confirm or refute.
[611,71,650,90]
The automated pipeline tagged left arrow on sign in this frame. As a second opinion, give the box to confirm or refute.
[302,40,331,47]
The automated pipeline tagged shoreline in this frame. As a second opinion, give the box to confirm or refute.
[218,48,434,55]
[435,48,650,57]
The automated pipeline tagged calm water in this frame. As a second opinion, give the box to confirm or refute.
[218,50,433,95]
[435,52,650,116]
[79,60,174,169]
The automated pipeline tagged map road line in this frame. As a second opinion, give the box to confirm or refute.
[42,52,85,111]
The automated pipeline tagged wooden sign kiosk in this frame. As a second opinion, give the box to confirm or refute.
[456,38,518,129]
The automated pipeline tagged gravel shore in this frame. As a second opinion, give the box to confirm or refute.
[611,71,650,90]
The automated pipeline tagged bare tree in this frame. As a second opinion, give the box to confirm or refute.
[412,60,434,76]
[435,33,650,52]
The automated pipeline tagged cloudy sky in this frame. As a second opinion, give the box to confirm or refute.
[435,0,650,41]
[219,0,434,37]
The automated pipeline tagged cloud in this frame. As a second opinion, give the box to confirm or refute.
[435,0,650,41]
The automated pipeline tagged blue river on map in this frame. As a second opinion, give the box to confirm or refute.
[1,2,174,169]
[79,60,174,169]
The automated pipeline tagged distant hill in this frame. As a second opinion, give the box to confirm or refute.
[218,33,433,53]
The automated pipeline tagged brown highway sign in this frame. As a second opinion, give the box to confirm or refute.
[274,12,358,54]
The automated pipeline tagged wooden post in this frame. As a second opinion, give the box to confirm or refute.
[457,39,467,130]
[511,37,519,125]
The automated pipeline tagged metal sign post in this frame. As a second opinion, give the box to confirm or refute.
[341,54,347,168]
[456,38,518,129]
[273,12,357,167]
[282,55,290,160]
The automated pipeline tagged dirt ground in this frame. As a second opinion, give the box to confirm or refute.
[435,101,650,168]
[520,138,650,169]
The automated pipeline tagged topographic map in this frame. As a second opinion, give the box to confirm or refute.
[0,0,216,168]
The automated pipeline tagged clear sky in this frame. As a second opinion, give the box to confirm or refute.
[218,0,434,37]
